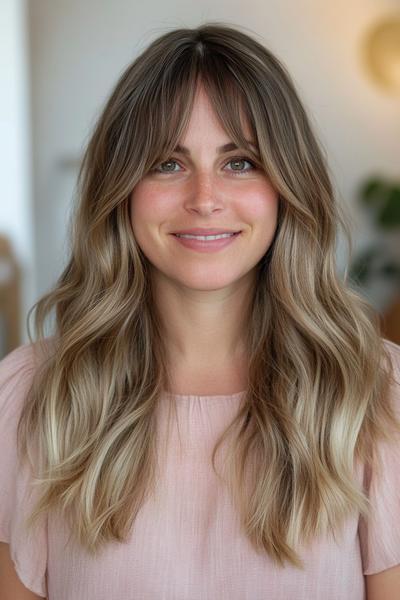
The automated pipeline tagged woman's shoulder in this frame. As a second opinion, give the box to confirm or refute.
[0,337,55,372]
[0,339,55,415]
[358,337,400,575]
[0,342,37,375]
[0,341,50,597]
[382,336,400,362]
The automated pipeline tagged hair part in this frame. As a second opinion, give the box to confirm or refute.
[18,22,400,569]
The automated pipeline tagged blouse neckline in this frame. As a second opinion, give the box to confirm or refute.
[163,390,247,400]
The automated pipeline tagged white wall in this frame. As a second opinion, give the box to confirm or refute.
[29,0,400,310]
[0,0,35,346]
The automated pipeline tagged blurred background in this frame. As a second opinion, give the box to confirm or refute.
[1,0,400,359]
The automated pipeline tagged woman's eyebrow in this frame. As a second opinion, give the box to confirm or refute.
[174,141,258,155]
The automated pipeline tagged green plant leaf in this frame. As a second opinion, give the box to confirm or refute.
[360,178,387,206]
[377,186,400,227]
[349,248,376,284]
[378,262,400,280]
[348,243,389,285]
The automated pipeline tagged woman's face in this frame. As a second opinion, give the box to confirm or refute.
[130,83,279,293]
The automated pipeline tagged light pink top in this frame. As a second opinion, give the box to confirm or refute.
[1,339,400,599]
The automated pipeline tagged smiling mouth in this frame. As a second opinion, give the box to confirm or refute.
[170,231,242,253]
[173,232,241,240]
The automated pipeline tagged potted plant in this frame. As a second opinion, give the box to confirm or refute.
[349,176,400,343]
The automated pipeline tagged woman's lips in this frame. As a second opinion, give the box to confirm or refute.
[171,231,241,252]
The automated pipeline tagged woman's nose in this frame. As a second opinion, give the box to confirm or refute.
[183,171,224,215]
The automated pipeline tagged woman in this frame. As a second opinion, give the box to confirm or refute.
[0,23,399,600]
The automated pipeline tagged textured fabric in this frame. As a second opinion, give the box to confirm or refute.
[0,339,399,599]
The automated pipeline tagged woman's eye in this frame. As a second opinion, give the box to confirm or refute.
[225,158,255,174]
[153,160,181,173]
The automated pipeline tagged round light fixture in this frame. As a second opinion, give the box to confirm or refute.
[362,14,400,94]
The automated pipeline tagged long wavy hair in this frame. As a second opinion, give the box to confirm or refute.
[18,22,399,569]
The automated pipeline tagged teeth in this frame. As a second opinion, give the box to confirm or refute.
[176,233,237,240]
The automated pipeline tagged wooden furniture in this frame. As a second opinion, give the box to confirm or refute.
[0,235,21,355]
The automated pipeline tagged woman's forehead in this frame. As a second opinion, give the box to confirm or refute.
[146,74,259,162]
[174,90,253,145]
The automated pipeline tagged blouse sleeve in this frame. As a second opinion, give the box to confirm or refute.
[0,343,48,597]
[358,338,400,575]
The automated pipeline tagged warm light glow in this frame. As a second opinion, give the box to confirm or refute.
[362,14,400,95]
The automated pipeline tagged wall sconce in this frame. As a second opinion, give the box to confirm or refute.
[362,13,400,95]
